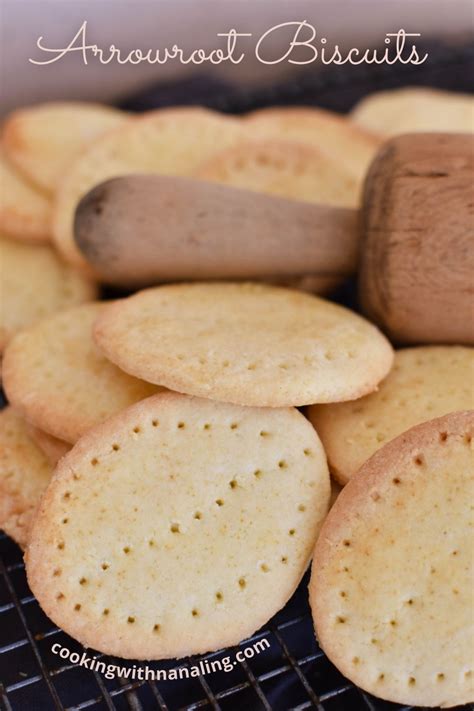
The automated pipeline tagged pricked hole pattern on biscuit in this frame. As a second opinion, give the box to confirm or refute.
[56,593,65,601]
[260,563,269,573]
[101,563,109,570]
[343,539,351,547]
[79,577,87,586]
[352,657,360,665]
[153,624,161,633]
[57,542,65,550]
[229,480,238,489]
[91,458,99,466]
[53,568,61,577]
[413,455,424,466]
[177,422,185,429]
[170,523,180,533]
[281,556,288,564]
[192,608,199,617]
[203,423,211,431]
[298,504,306,512]
[336,616,346,624]
[112,443,120,452]
[260,431,269,438]
[254,469,263,479]
[439,431,448,443]
[62,517,69,524]
[133,426,141,434]
[390,619,397,627]
[392,477,401,485]
[303,449,312,457]
[408,677,416,686]
[152,420,159,427]
[230,422,239,430]
[74,603,81,611]
[437,673,445,682]
[278,460,287,469]
[289,529,296,536]
[102,608,110,616]
[378,674,385,682]
[238,578,246,589]
[194,511,202,520]
[148,539,155,547]
[62,492,71,500]
[215,591,223,602]
[127,616,135,624]
[123,546,131,554]
[215,499,224,507]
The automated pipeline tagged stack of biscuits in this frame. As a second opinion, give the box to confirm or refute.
[0,88,472,708]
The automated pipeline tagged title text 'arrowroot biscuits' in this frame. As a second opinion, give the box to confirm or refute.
[2,102,128,194]
[0,408,53,549]
[0,146,52,242]
[244,106,382,184]
[351,87,474,136]
[2,302,161,443]
[26,391,331,659]
[53,107,244,268]
[93,283,393,407]
[196,139,359,207]
[308,346,474,484]
[0,235,97,353]
[309,410,474,708]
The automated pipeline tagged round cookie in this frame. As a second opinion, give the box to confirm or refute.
[2,302,161,443]
[93,283,393,408]
[351,87,474,136]
[308,346,474,484]
[0,145,51,242]
[309,410,474,708]
[244,106,382,183]
[0,407,52,549]
[196,139,359,207]
[26,391,331,659]
[0,235,97,353]
[2,102,127,194]
[52,107,244,268]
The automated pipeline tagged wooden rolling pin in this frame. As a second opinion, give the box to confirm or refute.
[75,133,474,344]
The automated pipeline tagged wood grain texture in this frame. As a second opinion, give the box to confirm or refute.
[360,133,474,344]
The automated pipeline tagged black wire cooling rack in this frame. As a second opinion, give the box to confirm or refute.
[1,40,474,711]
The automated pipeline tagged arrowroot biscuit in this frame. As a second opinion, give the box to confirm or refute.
[308,346,474,485]
[309,410,474,707]
[244,107,382,183]
[2,102,127,194]
[351,87,474,136]
[0,145,51,242]
[0,407,52,549]
[93,283,393,408]
[0,235,97,353]
[28,426,71,466]
[196,139,359,207]
[53,107,244,268]
[26,391,331,659]
[2,302,161,443]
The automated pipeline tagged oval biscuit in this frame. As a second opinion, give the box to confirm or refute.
[93,282,393,407]
[2,302,161,443]
[308,346,474,484]
[26,391,330,659]
[309,410,474,707]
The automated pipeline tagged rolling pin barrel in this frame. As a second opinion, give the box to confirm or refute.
[75,177,360,285]
[74,133,474,345]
